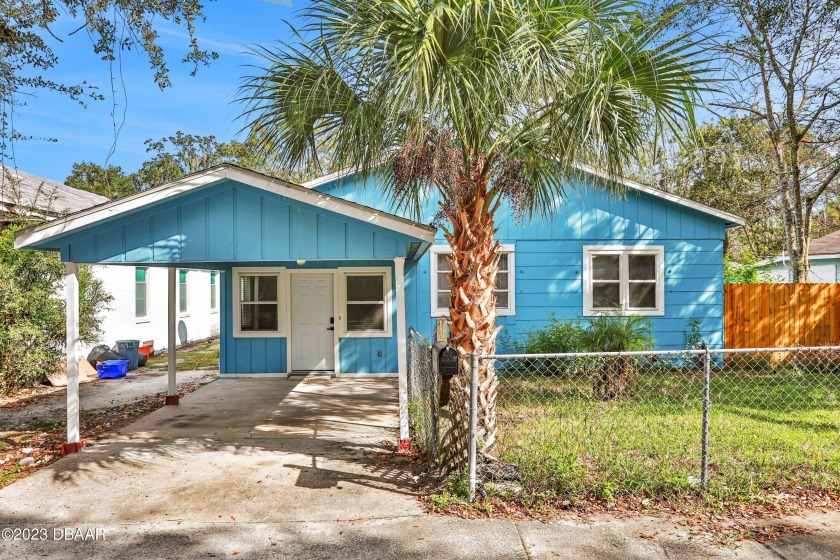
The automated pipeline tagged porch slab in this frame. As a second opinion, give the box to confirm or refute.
[0,377,421,525]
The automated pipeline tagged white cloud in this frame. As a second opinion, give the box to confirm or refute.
[257,0,293,6]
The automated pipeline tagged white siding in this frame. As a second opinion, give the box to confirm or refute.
[81,265,220,356]
[765,262,838,283]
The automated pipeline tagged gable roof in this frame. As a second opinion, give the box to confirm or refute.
[1,166,108,216]
[303,165,745,228]
[810,229,840,257]
[15,164,436,250]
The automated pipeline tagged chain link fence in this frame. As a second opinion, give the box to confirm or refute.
[407,328,438,460]
[468,346,840,502]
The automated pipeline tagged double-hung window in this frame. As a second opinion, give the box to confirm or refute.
[583,246,664,316]
[340,268,391,337]
[135,267,148,319]
[233,268,286,337]
[430,245,515,316]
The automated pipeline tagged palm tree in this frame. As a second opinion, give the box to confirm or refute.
[239,0,706,452]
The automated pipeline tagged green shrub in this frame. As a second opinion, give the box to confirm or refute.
[0,225,112,394]
[579,313,654,352]
[501,314,584,354]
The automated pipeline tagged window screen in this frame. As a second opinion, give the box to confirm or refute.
[585,248,663,315]
[346,275,386,332]
[432,247,514,314]
[239,275,279,331]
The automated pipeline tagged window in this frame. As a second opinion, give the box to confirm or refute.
[340,268,391,337]
[233,268,286,337]
[210,272,218,311]
[178,269,189,314]
[135,267,148,318]
[430,244,515,316]
[583,246,665,316]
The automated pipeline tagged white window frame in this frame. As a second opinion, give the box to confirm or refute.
[583,245,665,317]
[338,267,393,338]
[210,271,219,313]
[178,269,189,316]
[232,267,287,338]
[430,244,516,317]
[135,266,148,321]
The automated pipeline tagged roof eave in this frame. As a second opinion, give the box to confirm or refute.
[303,165,747,228]
[14,164,436,251]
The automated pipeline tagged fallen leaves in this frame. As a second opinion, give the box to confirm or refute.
[0,380,206,489]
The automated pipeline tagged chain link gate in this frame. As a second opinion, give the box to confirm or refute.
[407,328,438,460]
[468,346,840,502]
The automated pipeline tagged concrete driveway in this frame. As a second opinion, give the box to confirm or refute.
[1,377,838,559]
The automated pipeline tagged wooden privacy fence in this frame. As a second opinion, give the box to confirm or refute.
[725,283,840,349]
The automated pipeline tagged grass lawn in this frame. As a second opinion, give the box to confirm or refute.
[145,339,219,371]
[492,362,840,505]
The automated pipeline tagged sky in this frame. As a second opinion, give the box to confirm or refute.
[9,0,299,183]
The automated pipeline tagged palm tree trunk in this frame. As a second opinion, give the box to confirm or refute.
[440,177,503,453]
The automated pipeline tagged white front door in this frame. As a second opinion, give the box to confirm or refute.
[291,273,335,371]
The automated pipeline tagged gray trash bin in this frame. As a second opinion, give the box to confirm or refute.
[116,340,141,371]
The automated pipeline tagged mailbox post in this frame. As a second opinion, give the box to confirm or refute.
[435,345,459,406]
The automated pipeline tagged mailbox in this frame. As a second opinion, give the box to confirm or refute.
[438,346,459,380]
[435,345,459,407]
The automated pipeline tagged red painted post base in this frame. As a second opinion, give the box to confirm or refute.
[398,439,410,451]
[165,395,180,405]
[60,441,85,456]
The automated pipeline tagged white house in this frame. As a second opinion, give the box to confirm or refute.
[758,229,840,283]
[85,265,220,355]
[1,166,220,356]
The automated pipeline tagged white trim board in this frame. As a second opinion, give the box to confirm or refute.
[582,245,666,317]
[575,165,744,227]
[14,164,436,250]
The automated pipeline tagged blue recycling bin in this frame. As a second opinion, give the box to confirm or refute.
[97,360,129,379]
[116,339,141,371]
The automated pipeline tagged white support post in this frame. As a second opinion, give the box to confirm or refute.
[63,262,83,455]
[166,267,179,405]
[395,257,410,449]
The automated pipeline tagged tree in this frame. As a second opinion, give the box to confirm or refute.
[0,225,112,395]
[649,116,786,259]
[723,253,771,283]
[0,0,217,156]
[668,0,840,282]
[65,162,137,200]
[239,0,706,449]
[129,131,316,192]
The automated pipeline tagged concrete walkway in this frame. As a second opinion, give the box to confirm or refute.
[1,378,837,559]
[0,369,215,430]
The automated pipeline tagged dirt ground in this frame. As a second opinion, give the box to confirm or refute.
[0,342,219,489]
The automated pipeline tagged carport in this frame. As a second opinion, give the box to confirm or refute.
[13,164,435,454]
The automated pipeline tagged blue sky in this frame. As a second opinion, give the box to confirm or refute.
[10,0,298,182]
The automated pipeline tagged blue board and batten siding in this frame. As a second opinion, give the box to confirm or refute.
[314,173,728,350]
[23,177,418,374]
[32,179,419,264]
[20,166,733,376]
[218,260,400,374]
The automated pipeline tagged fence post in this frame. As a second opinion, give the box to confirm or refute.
[468,351,479,502]
[701,346,711,486]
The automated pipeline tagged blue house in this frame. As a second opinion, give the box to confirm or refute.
[304,165,743,351]
[14,164,741,453]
